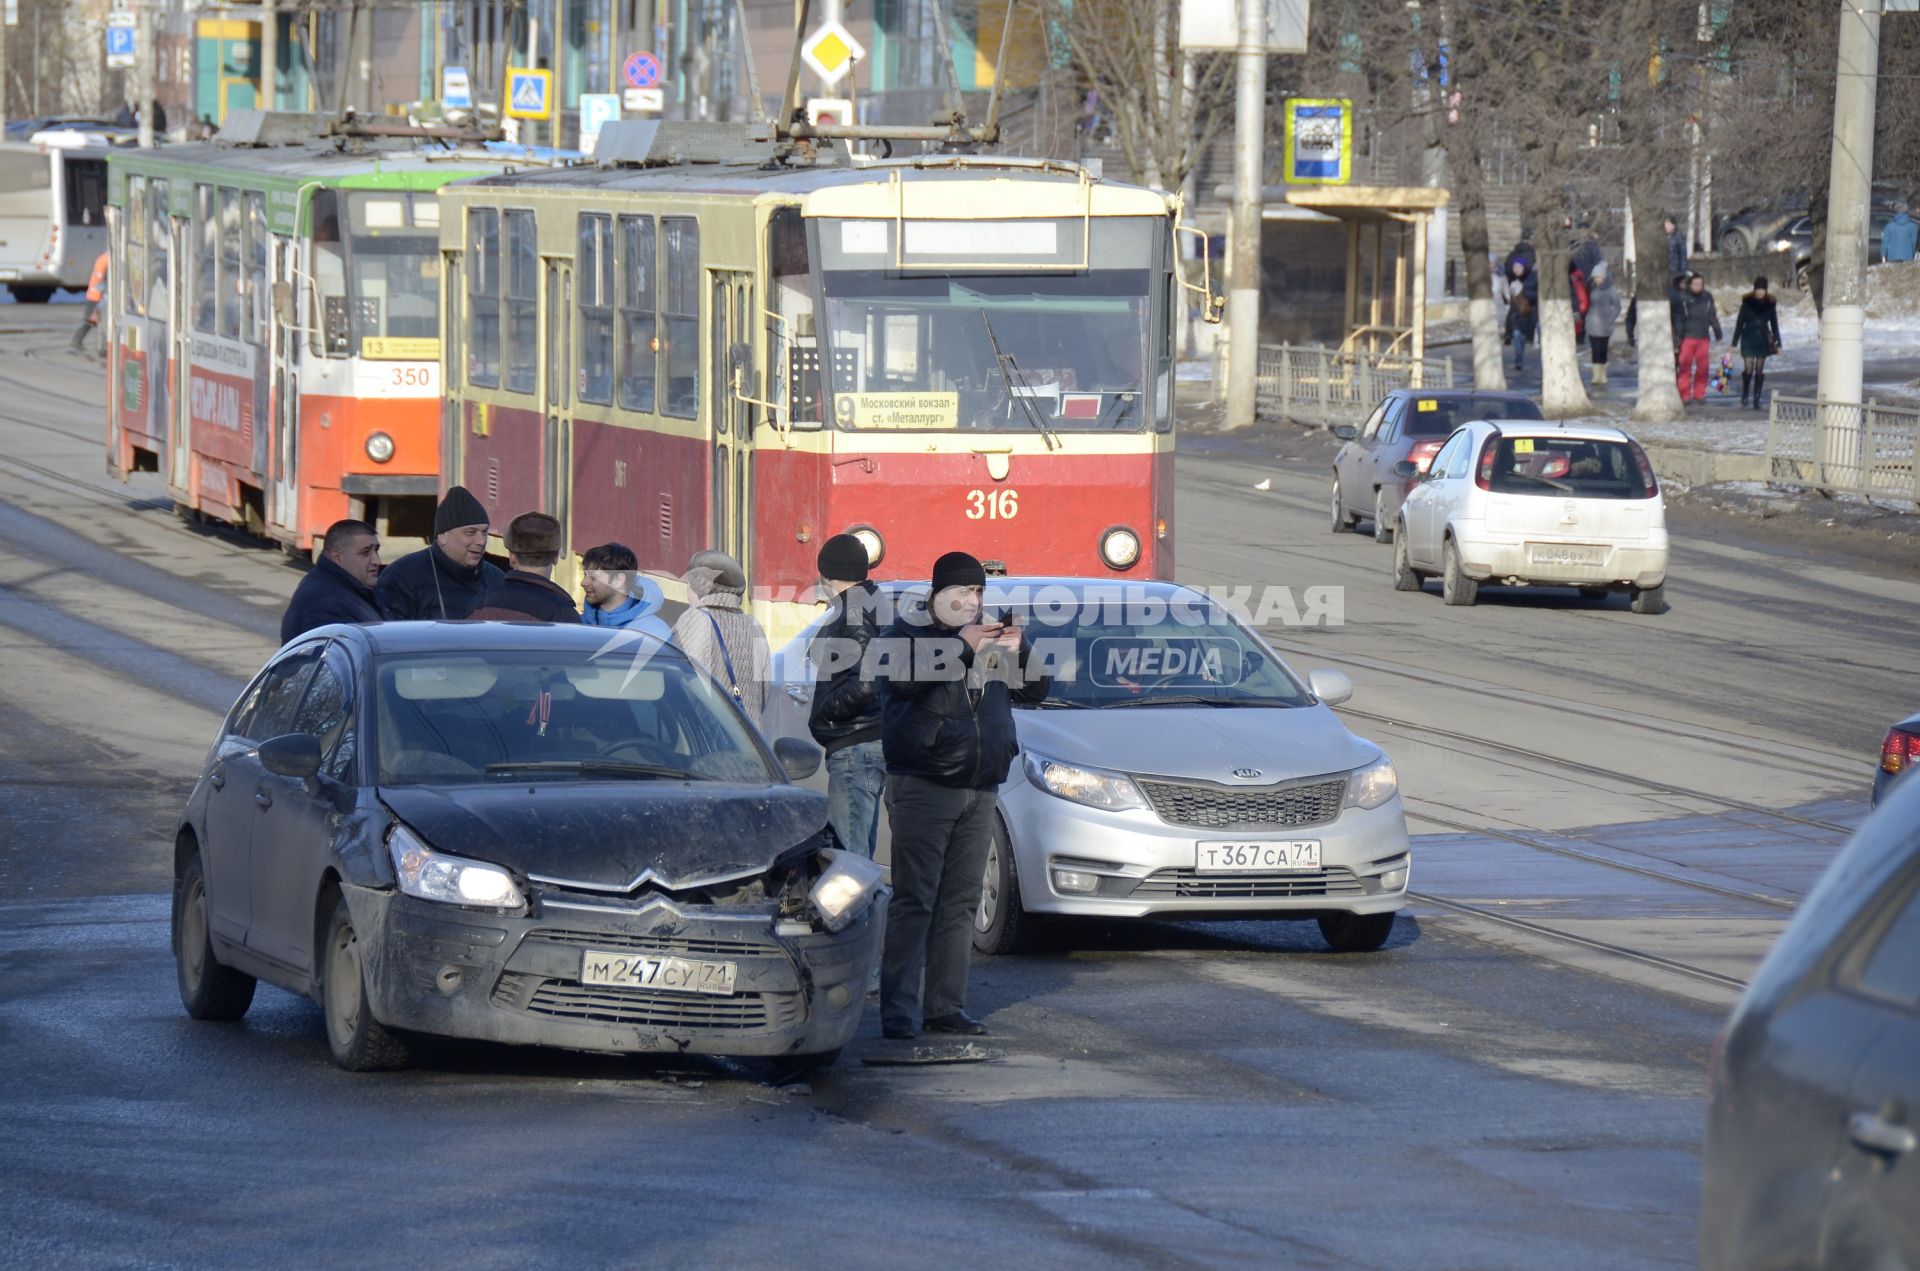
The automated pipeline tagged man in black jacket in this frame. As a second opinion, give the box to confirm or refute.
[875,551,1052,1040]
[280,519,382,642]
[809,534,886,859]
[374,485,504,620]
[470,512,579,622]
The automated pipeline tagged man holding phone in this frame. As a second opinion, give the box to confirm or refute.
[875,551,1051,1040]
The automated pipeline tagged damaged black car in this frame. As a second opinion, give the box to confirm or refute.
[171,622,887,1072]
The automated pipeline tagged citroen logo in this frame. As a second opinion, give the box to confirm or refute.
[1231,767,1262,779]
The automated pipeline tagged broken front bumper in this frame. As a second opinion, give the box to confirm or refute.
[345,884,883,1059]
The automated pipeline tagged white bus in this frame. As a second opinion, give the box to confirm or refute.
[0,129,127,303]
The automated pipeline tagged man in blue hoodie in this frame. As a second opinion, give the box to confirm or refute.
[1882,203,1918,263]
[578,542,672,640]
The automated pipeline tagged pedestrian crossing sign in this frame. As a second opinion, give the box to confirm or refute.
[506,68,552,120]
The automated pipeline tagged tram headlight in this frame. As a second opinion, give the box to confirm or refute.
[1099,527,1141,570]
[364,432,395,464]
[849,526,884,566]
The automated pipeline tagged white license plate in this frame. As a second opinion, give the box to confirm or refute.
[579,950,737,995]
[1195,841,1321,874]
[1527,542,1606,567]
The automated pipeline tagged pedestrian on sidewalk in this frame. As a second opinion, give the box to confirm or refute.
[671,549,770,720]
[1674,273,1723,404]
[1665,215,1688,278]
[374,485,505,620]
[1503,259,1537,373]
[579,542,671,639]
[70,252,109,354]
[809,534,887,860]
[1668,274,1691,364]
[1882,204,1918,263]
[470,513,579,622]
[1731,276,1783,410]
[1502,229,1537,281]
[875,552,1051,1041]
[281,519,383,642]
[1584,262,1622,390]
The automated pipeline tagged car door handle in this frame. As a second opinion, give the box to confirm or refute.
[209,770,225,790]
[253,788,273,810]
[1848,1111,1917,1158]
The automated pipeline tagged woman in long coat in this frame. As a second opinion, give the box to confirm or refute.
[1730,276,1783,410]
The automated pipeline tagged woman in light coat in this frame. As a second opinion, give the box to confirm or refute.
[1583,261,1624,389]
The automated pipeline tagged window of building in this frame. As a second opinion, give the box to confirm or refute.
[193,183,217,334]
[662,217,699,419]
[579,213,614,406]
[504,209,537,394]
[466,207,500,387]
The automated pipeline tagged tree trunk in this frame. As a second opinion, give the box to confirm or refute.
[1629,180,1684,423]
[1453,132,1507,391]
[1807,158,1829,316]
[1530,211,1590,417]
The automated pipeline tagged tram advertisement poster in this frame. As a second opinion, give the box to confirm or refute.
[187,335,257,465]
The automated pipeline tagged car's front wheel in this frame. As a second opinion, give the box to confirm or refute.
[1318,911,1397,952]
[1441,538,1479,607]
[974,818,1036,955]
[1392,525,1423,592]
[173,850,256,1021]
[322,895,410,1071]
[1630,583,1666,615]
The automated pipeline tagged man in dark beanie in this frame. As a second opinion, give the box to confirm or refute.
[374,485,504,620]
[470,512,579,622]
[875,550,1051,1040]
[281,519,383,642]
[809,533,886,859]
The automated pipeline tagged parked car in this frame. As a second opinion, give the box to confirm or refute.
[1701,772,1920,1269]
[1772,211,1899,289]
[768,578,1413,955]
[1331,390,1544,543]
[1876,712,1920,808]
[1389,420,1669,613]
[171,622,884,1073]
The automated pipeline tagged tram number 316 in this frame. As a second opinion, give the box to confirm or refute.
[965,488,1019,521]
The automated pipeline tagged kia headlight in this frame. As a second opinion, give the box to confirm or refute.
[1024,752,1147,812]
[810,849,887,932]
[387,823,525,911]
[1345,755,1399,810]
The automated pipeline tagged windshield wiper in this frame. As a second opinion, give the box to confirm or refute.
[485,760,713,781]
[980,311,1060,451]
[1022,699,1087,709]
[1097,694,1247,709]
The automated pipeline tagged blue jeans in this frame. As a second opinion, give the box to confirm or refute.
[1510,329,1530,369]
[826,740,886,859]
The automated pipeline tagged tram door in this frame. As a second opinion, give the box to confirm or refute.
[541,256,573,553]
[267,233,299,535]
[708,269,753,570]
[166,212,192,494]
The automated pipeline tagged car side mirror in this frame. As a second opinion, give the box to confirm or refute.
[773,735,823,782]
[1332,424,1358,441]
[1308,669,1353,707]
[259,732,323,779]
[1392,459,1421,480]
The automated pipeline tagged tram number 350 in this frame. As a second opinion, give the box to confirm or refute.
[965,489,1019,521]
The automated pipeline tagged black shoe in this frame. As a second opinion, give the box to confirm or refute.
[882,1020,917,1041]
[923,1011,987,1036]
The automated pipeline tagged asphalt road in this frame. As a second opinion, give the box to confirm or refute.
[0,305,1908,1268]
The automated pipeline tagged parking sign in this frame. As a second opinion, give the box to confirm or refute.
[105,15,137,69]
[579,93,620,152]
[1284,98,1351,185]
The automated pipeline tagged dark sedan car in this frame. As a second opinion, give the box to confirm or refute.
[171,622,886,1072]
[1875,712,1919,807]
[1330,389,1543,542]
[1701,773,1920,1268]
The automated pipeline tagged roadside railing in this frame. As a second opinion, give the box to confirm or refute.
[1765,395,1920,502]
[1255,344,1458,426]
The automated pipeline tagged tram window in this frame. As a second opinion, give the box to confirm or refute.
[466,208,501,388]
[768,207,818,426]
[244,191,267,347]
[505,209,537,395]
[617,214,655,412]
[218,188,244,340]
[347,192,440,350]
[662,217,699,419]
[64,157,107,227]
[148,178,170,317]
[193,184,217,335]
[578,213,614,405]
[311,190,350,357]
[125,176,147,318]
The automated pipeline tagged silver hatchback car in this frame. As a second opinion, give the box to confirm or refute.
[768,579,1412,954]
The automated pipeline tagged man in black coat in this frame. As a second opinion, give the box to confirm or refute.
[281,519,383,642]
[374,485,504,620]
[875,551,1051,1041]
[808,534,886,859]
[470,512,579,622]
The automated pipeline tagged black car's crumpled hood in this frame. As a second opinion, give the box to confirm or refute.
[378,782,829,891]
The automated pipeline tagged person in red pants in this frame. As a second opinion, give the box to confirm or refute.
[1673,273,1722,403]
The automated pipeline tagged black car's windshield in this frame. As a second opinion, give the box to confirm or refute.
[374,650,775,785]
[1404,395,1543,438]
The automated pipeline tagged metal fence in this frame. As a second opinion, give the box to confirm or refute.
[1765,395,1920,501]
[1255,344,1459,426]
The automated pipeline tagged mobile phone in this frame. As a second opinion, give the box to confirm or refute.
[990,607,1014,627]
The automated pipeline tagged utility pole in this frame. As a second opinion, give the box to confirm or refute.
[138,0,155,146]
[1,0,10,137]
[1224,0,1267,429]
[261,0,277,113]
[1815,0,1880,484]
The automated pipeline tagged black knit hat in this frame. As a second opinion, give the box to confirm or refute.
[434,485,488,536]
[817,533,869,583]
[930,550,986,593]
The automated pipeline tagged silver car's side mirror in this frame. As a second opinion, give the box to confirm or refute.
[1392,459,1421,480]
[1332,424,1358,441]
[1308,669,1353,707]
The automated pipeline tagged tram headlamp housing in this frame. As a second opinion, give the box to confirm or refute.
[365,432,396,464]
[849,526,885,567]
[1099,527,1141,570]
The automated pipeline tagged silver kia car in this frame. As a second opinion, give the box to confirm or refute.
[768,578,1411,954]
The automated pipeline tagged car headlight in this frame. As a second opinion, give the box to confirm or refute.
[365,431,395,463]
[1100,527,1141,570]
[1024,751,1147,811]
[1345,755,1398,810]
[387,823,525,911]
[809,848,888,932]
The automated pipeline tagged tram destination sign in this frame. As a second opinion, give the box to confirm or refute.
[835,392,959,429]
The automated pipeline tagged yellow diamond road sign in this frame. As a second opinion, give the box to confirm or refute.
[801,20,864,87]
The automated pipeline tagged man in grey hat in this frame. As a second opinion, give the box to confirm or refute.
[375,485,505,620]
[671,550,770,718]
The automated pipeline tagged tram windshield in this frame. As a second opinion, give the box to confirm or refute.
[344,191,440,348]
[816,216,1169,433]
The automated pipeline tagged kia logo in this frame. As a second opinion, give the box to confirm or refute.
[1231,767,1262,779]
